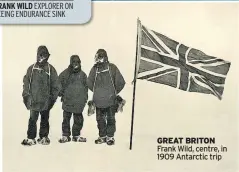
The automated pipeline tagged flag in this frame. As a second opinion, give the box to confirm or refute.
[135,20,231,100]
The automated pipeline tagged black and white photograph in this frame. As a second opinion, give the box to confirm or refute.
[2,2,239,172]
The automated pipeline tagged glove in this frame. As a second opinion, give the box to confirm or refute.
[59,91,64,102]
[115,95,126,113]
[58,90,64,97]
[23,95,31,110]
[87,100,96,116]
[48,97,55,110]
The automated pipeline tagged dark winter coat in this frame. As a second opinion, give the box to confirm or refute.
[22,62,60,111]
[59,68,88,114]
[87,62,125,108]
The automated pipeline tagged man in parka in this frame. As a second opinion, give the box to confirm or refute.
[58,55,88,143]
[21,45,60,146]
[87,49,125,146]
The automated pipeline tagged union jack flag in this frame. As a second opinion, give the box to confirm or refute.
[136,23,231,100]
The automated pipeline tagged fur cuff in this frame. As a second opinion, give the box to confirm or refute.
[87,100,96,116]
[115,95,126,113]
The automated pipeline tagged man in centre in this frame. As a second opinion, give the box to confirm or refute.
[58,55,88,143]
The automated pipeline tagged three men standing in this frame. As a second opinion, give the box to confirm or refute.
[22,46,125,146]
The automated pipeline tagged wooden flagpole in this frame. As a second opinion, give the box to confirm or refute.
[129,18,141,150]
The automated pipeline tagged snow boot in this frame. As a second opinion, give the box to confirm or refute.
[21,139,37,146]
[58,136,71,143]
[37,137,50,145]
[95,137,107,144]
[106,137,115,146]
